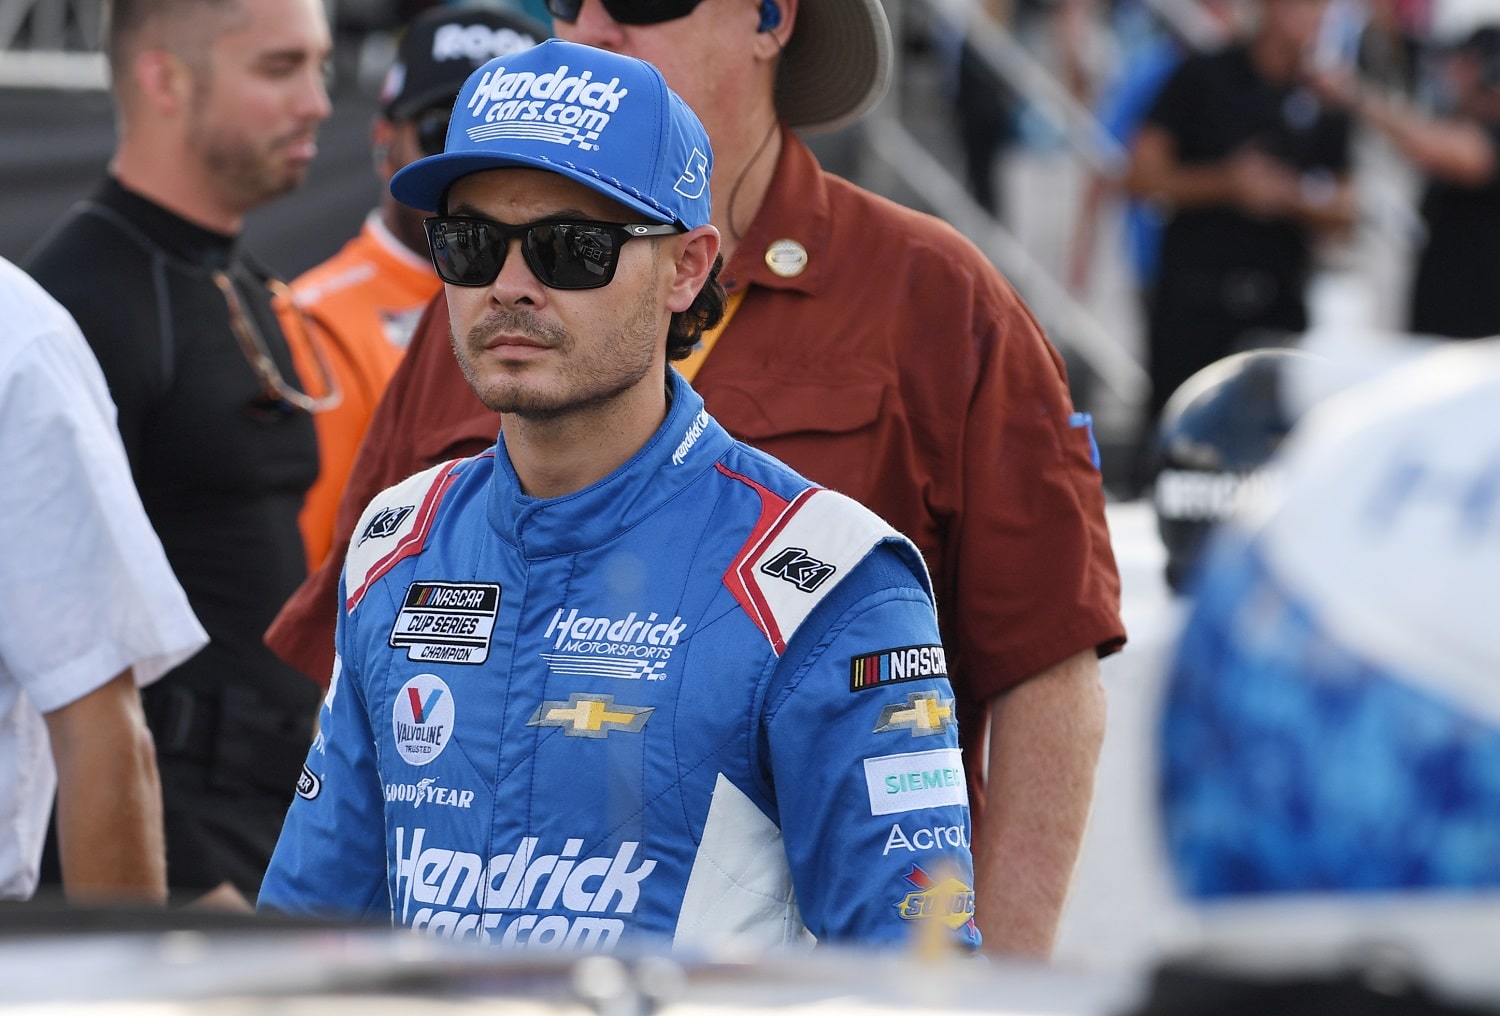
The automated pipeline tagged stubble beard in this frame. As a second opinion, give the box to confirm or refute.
[455,284,661,421]
[186,103,309,212]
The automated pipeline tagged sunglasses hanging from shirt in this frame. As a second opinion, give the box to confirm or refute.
[212,271,343,417]
[424,217,681,290]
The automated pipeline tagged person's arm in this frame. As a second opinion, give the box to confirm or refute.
[44,669,166,905]
[1127,125,1356,230]
[1310,68,1498,186]
[974,648,1106,958]
[764,535,980,951]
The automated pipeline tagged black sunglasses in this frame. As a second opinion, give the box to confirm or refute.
[425,217,682,290]
[412,105,450,157]
[545,0,704,25]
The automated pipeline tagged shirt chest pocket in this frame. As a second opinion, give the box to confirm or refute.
[700,375,890,493]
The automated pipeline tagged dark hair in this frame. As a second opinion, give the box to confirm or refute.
[667,254,727,361]
[105,0,243,88]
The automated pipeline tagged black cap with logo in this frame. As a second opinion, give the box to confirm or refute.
[380,6,549,121]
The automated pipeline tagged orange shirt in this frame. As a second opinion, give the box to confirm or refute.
[278,214,438,568]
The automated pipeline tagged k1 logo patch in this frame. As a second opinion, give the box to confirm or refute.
[359,504,414,545]
[759,547,836,592]
[394,674,455,766]
[389,581,500,665]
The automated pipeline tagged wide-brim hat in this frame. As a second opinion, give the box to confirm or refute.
[776,0,894,134]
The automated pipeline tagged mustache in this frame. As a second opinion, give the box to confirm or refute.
[465,308,568,349]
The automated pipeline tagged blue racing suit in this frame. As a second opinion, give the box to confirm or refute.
[259,370,979,952]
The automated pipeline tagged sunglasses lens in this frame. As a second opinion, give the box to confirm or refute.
[551,0,701,23]
[426,219,506,286]
[414,107,450,157]
[526,223,620,289]
[425,219,664,290]
[545,0,584,20]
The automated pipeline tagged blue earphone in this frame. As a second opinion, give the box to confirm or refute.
[758,0,781,31]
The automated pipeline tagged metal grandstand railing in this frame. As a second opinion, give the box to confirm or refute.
[867,0,1150,409]
[0,0,105,87]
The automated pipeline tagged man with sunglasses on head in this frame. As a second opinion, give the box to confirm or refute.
[266,0,1124,957]
[280,5,548,572]
[25,0,333,910]
[259,39,980,952]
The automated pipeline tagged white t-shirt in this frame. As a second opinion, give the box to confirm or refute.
[0,256,207,900]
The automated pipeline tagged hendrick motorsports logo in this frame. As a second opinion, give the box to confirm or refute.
[390,581,501,665]
[393,674,456,766]
[464,63,628,151]
[540,606,685,681]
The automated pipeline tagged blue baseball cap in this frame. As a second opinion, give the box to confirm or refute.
[390,39,712,230]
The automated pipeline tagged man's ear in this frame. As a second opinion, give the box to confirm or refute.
[133,48,195,117]
[665,225,722,314]
[752,0,796,56]
[371,117,395,179]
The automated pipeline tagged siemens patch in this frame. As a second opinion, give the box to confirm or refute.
[850,644,948,692]
[390,581,500,664]
[864,749,968,816]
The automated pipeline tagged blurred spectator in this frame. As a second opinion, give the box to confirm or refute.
[268,0,1124,959]
[1067,0,1241,301]
[952,0,1022,217]
[1160,337,1500,895]
[24,0,332,908]
[282,4,546,569]
[1314,25,1500,339]
[0,255,206,905]
[1125,0,1357,484]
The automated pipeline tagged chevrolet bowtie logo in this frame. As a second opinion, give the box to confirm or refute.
[527,693,653,738]
[874,691,956,737]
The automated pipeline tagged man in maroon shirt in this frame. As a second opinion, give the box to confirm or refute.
[269,0,1124,957]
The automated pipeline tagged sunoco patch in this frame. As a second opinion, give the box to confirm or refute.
[390,581,501,665]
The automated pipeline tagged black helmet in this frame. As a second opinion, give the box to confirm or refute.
[1151,349,1320,593]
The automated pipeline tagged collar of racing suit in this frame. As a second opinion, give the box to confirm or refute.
[484,369,737,558]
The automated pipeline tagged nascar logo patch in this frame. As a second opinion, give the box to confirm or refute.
[850,644,948,692]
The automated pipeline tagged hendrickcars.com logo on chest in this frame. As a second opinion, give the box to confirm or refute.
[395,829,658,947]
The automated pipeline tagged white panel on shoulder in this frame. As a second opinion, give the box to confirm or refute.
[343,459,462,613]
[728,488,927,655]
[673,773,813,951]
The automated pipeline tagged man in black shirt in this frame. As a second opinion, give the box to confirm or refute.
[25,0,333,908]
[1315,26,1500,339]
[1126,0,1356,433]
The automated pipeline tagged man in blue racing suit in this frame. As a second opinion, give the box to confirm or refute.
[259,40,979,953]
